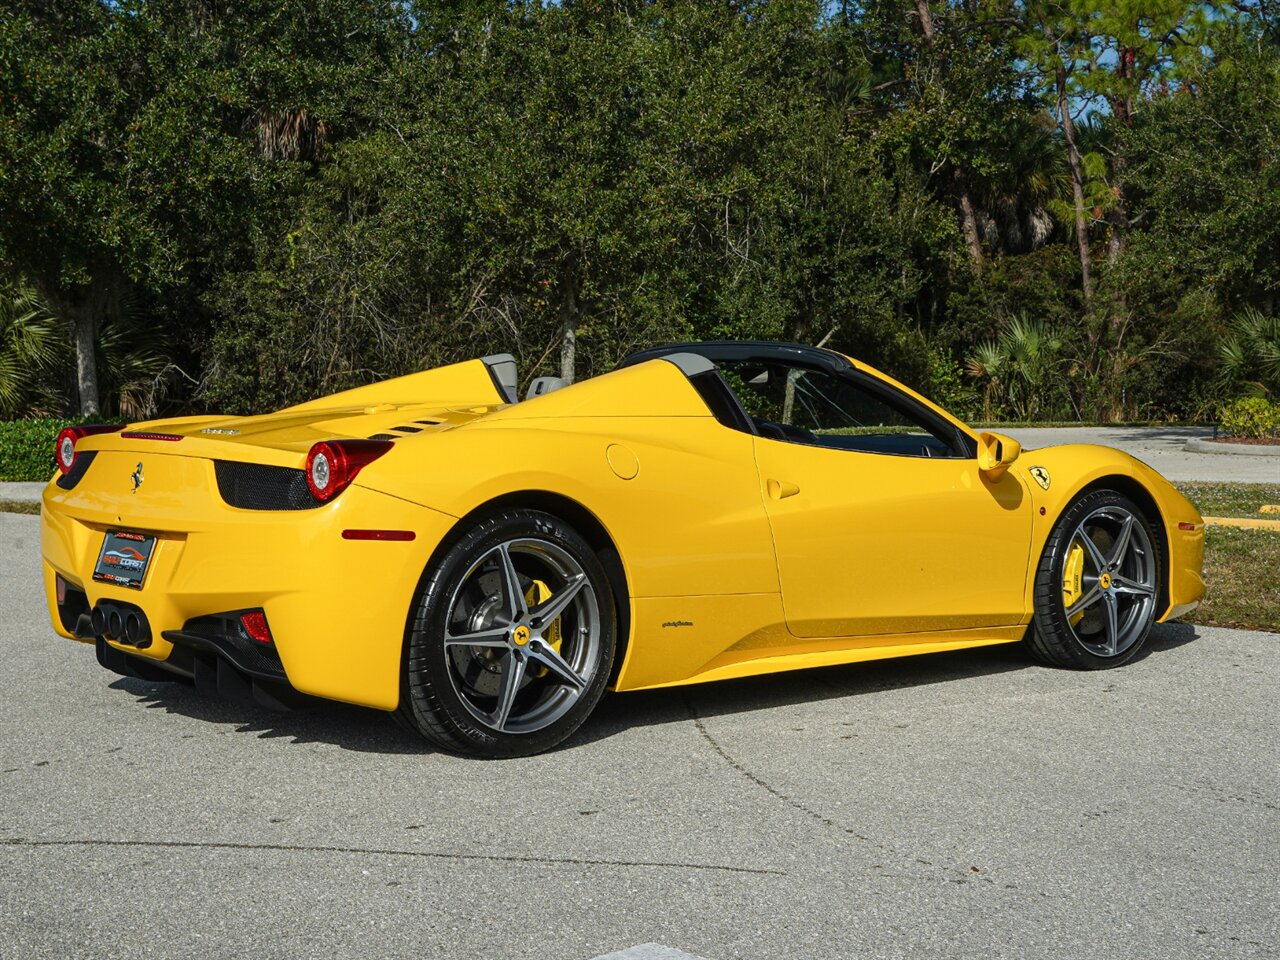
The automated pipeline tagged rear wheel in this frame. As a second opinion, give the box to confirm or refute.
[397,509,616,757]
[1028,490,1161,669]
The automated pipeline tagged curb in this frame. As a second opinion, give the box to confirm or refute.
[1203,515,1280,531]
[0,481,45,504]
[1185,438,1280,456]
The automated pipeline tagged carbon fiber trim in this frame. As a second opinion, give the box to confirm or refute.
[163,609,287,682]
[214,461,321,511]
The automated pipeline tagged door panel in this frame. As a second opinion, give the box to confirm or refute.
[753,437,1033,639]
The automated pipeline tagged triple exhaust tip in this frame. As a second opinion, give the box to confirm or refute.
[92,603,151,649]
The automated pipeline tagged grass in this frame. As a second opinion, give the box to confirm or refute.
[1172,482,1280,633]
[1175,481,1280,519]
[1183,526,1280,632]
[0,500,38,514]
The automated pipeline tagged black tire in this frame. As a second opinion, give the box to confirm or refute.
[1027,489,1162,670]
[397,509,617,758]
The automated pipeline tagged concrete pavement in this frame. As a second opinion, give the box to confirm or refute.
[1001,426,1278,483]
[1,511,1276,959]
[0,481,42,503]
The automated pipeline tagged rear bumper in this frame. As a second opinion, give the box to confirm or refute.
[42,479,455,710]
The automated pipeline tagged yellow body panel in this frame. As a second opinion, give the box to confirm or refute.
[43,452,454,709]
[751,436,1032,637]
[41,349,1206,713]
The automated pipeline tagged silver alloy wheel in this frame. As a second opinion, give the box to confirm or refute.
[1061,505,1158,658]
[442,537,601,735]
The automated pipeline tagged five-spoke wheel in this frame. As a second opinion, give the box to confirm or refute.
[398,510,616,757]
[1029,490,1162,669]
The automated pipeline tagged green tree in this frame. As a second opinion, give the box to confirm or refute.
[0,0,409,414]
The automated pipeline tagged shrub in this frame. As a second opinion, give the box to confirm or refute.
[1219,397,1280,439]
[0,419,78,481]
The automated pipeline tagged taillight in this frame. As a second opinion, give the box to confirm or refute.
[305,439,393,502]
[55,424,123,475]
[240,610,273,644]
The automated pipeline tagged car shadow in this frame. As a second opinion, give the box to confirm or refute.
[107,620,1202,756]
[107,676,429,755]
[572,619,1200,747]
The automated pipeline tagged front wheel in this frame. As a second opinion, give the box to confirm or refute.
[1028,490,1162,669]
[397,509,616,758]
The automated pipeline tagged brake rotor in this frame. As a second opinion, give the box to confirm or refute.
[1062,524,1115,635]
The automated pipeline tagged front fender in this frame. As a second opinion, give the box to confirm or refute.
[1012,444,1205,622]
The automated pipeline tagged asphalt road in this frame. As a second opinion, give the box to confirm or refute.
[2,510,1277,960]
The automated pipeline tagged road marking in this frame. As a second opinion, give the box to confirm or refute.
[591,946,712,960]
[1203,515,1280,531]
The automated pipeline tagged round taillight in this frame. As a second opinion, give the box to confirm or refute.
[56,430,78,473]
[305,439,392,502]
[54,424,124,476]
[308,445,335,498]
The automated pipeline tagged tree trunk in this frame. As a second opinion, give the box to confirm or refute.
[915,0,984,271]
[954,167,985,269]
[558,264,579,383]
[1056,60,1093,309]
[73,311,101,417]
[38,275,114,417]
[913,0,936,38]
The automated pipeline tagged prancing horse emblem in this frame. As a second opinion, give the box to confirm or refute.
[1029,465,1051,490]
[131,462,144,494]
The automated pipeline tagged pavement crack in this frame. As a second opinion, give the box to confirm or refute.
[684,694,884,849]
[0,836,784,877]
[683,698,1015,892]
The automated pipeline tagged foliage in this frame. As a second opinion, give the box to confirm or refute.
[965,314,1070,421]
[0,284,66,418]
[2,2,1279,422]
[1219,307,1280,399]
[1218,396,1280,438]
[0,418,78,481]
[924,345,980,420]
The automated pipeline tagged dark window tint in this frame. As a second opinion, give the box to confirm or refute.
[719,360,965,458]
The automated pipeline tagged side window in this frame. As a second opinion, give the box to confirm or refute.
[719,360,967,459]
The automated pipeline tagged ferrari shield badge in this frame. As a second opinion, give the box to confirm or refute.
[1029,465,1051,490]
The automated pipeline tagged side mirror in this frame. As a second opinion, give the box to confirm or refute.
[978,431,1021,479]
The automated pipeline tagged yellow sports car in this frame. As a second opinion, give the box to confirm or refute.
[41,341,1205,757]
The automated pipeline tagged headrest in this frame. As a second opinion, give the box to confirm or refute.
[526,376,570,400]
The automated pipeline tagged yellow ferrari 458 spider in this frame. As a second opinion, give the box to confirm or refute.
[41,341,1205,756]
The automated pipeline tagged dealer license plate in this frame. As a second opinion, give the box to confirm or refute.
[92,531,157,590]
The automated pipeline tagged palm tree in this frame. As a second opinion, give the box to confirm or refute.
[1219,307,1280,398]
[966,314,1065,421]
[0,284,65,418]
[971,111,1065,255]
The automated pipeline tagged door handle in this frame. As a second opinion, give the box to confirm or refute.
[767,479,801,500]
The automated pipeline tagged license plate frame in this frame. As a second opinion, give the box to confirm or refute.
[92,530,157,590]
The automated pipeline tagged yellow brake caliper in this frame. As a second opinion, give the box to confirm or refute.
[1062,542,1086,626]
[524,580,565,677]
